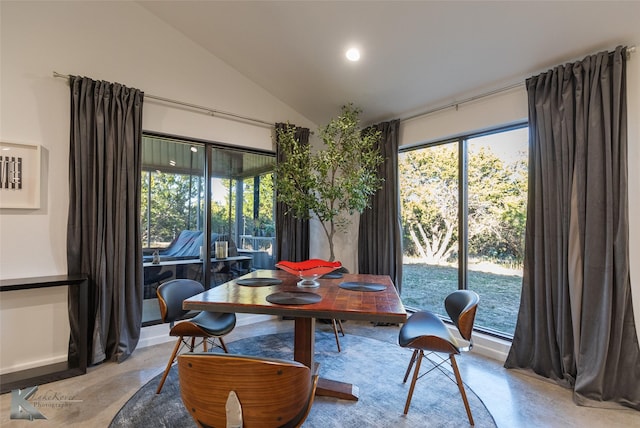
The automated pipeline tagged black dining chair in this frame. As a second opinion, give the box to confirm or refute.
[155,279,236,394]
[398,290,479,425]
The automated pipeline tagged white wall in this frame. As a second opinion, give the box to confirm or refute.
[0,1,315,374]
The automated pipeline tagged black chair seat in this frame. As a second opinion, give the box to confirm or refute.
[190,310,236,336]
[399,311,459,354]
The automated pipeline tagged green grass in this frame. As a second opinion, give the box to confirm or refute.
[401,263,523,336]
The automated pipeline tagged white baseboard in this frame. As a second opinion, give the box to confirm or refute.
[138,323,173,349]
[446,324,511,362]
[470,333,511,361]
[0,355,68,376]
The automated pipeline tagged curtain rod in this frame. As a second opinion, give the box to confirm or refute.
[55,45,635,128]
[400,81,525,123]
[401,45,636,124]
[52,71,275,128]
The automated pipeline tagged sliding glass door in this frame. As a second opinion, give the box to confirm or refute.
[140,134,276,325]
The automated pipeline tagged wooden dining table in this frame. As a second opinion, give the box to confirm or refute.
[182,269,407,401]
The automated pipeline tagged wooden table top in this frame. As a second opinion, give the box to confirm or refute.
[183,269,407,324]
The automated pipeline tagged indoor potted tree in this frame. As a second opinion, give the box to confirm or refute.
[275,104,384,261]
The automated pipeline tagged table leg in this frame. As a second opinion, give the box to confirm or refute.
[293,317,315,367]
[293,317,360,401]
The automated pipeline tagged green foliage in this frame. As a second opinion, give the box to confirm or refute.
[399,143,528,266]
[240,174,276,237]
[275,104,384,260]
[141,172,203,245]
[141,173,268,247]
[400,146,459,263]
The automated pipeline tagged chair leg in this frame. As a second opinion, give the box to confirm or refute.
[403,350,423,414]
[218,336,229,353]
[331,319,342,352]
[403,349,419,383]
[450,354,474,426]
[156,337,182,394]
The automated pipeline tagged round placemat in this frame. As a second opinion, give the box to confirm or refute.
[236,278,283,287]
[266,291,322,305]
[322,272,344,279]
[339,282,386,292]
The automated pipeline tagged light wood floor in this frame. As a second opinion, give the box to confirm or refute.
[1,319,639,427]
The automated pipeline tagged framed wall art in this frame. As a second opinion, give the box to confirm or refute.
[0,142,41,209]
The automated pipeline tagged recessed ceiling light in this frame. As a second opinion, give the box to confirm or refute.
[346,47,360,62]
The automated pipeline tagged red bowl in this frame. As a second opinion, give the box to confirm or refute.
[275,259,342,279]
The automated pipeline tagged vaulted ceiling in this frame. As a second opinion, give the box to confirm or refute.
[139,1,640,126]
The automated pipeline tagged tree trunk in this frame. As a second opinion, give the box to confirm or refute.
[320,219,335,261]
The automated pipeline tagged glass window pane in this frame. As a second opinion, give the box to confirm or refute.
[141,138,205,249]
[399,126,528,338]
[399,143,459,318]
[467,127,528,336]
[141,137,206,325]
[239,174,276,269]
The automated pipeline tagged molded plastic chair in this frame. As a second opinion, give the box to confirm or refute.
[398,290,479,425]
[177,353,319,428]
[155,279,236,394]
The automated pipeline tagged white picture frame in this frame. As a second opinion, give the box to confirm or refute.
[0,142,41,209]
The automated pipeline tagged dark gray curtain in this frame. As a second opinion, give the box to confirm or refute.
[358,119,402,291]
[67,76,144,365]
[505,46,640,410]
[275,123,310,262]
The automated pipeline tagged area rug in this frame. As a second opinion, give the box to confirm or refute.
[110,332,496,427]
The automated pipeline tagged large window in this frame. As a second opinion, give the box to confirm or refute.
[141,133,276,324]
[399,125,528,337]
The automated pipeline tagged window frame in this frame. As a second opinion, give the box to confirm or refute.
[399,121,528,340]
[140,131,277,326]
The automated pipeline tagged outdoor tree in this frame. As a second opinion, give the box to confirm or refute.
[467,147,528,264]
[141,172,199,245]
[399,145,527,266]
[275,104,384,261]
[142,171,277,248]
[400,147,459,264]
